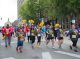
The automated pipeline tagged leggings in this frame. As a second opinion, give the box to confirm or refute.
[30,36,35,44]
[28,36,30,42]
[71,38,78,47]
[37,36,41,43]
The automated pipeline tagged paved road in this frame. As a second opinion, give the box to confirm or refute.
[0,33,80,59]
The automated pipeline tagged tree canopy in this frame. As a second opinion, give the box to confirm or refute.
[19,0,80,20]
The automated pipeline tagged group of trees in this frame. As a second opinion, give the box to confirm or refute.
[19,0,80,21]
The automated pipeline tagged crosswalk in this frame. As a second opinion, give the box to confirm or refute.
[54,51,80,58]
[42,52,52,59]
[0,35,80,59]
[3,51,80,59]
[3,57,15,59]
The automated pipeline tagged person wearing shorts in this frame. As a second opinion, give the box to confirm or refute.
[67,25,78,52]
[30,29,35,49]
[57,27,64,48]
[46,26,54,48]
[16,28,25,53]
[36,28,41,48]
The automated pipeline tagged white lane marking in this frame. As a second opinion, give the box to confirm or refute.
[54,51,80,58]
[3,57,15,59]
[42,52,52,59]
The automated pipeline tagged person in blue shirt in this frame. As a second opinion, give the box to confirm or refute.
[41,26,47,40]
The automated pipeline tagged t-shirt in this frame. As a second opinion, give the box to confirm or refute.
[69,29,78,38]
[17,31,25,41]
[5,28,11,36]
[47,28,54,37]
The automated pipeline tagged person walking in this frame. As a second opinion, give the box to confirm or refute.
[4,24,12,48]
[36,27,41,48]
[30,27,36,49]
[16,28,25,53]
[46,25,54,48]
[67,24,78,52]
[57,25,64,48]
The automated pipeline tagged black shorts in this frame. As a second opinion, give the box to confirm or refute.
[30,35,35,44]
[58,37,63,40]
[37,36,41,42]
[47,34,54,40]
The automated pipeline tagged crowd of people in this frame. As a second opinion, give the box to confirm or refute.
[1,23,80,53]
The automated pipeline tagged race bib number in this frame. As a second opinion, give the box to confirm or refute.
[31,33,34,35]
[72,35,76,38]
[38,34,41,36]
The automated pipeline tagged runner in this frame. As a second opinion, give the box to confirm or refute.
[36,27,41,48]
[24,25,30,43]
[54,24,60,41]
[4,24,12,48]
[46,25,54,48]
[57,25,64,48]
[67,24,78,52]
[16,28,25,53]
[41,26,47,41]
[30,28,35,49]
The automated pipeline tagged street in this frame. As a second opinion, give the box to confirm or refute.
[0,33,80,59]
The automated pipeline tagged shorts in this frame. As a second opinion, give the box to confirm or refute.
[37,36,41,42]
[17,41,23,46]
[47,34,54,40]
[30,35,35,44]
[58,37,63,40]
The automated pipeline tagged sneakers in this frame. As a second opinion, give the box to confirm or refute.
[59,45,62,48]
[74,50,78,52]
[32,45,34,49]
[5,45,7,48]
[36,45,41,48]
[70,46,72,50]
[70,46,78,52]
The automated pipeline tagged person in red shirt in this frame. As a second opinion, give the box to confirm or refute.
[24,25,30,43]
[4,24,12,48]
[10,26,15,37]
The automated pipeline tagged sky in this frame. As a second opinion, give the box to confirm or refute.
[0,0,17,26]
